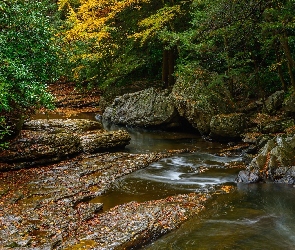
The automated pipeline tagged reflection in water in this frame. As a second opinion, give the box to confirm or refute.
[145,183,295,250]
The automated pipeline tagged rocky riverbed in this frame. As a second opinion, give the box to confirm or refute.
[0,147,213,249]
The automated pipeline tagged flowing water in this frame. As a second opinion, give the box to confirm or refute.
[33,114,295,249]
[100,123,295,250]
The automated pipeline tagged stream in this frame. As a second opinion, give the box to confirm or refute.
[31,113,295,249]
[102,123,295,250]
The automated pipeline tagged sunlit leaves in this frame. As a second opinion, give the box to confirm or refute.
[132,5,182,45]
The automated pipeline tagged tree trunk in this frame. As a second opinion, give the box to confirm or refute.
[275,41,287,91]
[168,49,176,87]
[162,48,176,88]
[280,32,295,90]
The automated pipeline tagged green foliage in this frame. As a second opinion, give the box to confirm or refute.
[0,117,10,148]
[173,0,294,97]
[0,0,61,112]
[0,0,62,144]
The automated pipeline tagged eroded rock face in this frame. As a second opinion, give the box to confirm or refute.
[102,88,181,129]
[24,119,102,132]
[80,130,131,153]
[210,113,246,140]
[237,134,295,184]
[171,78,234,135]
[0,119,131,170]
[0,131,82,170]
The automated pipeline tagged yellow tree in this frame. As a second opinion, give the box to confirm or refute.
[58,0,191,87]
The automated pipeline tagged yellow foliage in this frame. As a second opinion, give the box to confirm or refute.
[59,0,150,43]
[132,5,182,44]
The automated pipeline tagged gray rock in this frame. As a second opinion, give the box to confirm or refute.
[210,113,246,140]
[24,119,102,132]
[103,88,180,129]
[80,130,131,153]
[263,90,285,114]
[171,78,234,135]
[247,135,295,182]
[0,131,82,168]
[236,170,260,183]
[283,94,295,113]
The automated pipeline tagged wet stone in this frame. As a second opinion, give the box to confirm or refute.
[0,149,196,249]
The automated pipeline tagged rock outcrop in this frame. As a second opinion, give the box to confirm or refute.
[262,90,285,114]
[0,119,131,170]
[210,113,246,140]
[24,119,102,132]
[103,88,180,129]
[171,78,235,135]
[237,134,295,184]
[80,130,131,153]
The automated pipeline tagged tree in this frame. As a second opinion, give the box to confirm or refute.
[175,0,295,97]
[58,0,193,88]
[0,0,61,141]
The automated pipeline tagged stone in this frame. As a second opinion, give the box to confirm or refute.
[236,170,260,183]
[246,134,295,182]
[209,113,246,140]
[0,131,82,169]
[80,130,131,153]
[263,90,285,114]
[171,78,234,135]
[103,88,180,129]
[0,119,132,170]
[283,94,295,113]
[24,119,102,132]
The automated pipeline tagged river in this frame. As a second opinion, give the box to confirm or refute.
[33,113,295,249]
[101,123,295,250]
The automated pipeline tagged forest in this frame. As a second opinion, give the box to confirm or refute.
[0,0,295,143]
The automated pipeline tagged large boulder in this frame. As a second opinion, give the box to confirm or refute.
[262,90,285,114]
[237,135,295,184]
[210,113,246,140]
[171,78,235,135]
[103,88,180,129]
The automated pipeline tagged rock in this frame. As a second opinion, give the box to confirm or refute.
[283,94,295,113]
[80,130,131,153]
[236,170,260,183]
[263,90,285,114]
[103,88,180,129]
[0,119,132,170]
[261,118,294,134]
[246,135,295,182]
[171,78,234,135]
[209,113,246,140]
[24,119,102,132]
[0,131,82,169]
